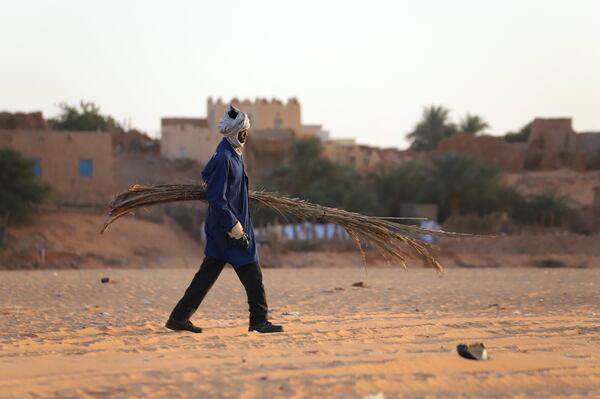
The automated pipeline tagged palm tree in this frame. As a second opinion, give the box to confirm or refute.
[459,114,490,135]
[371,161,430,216]
[429,153,502,220]
[264,138,379,217]
[407,105,457,151]
[527,191,572,227]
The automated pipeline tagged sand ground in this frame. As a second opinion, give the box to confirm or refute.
[1,267,599,398]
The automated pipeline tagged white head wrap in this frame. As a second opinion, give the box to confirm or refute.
[218,105,250,155]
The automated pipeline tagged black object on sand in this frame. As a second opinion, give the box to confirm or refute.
[457,343,489,360]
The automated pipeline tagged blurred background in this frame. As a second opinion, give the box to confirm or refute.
[1,0,599,270]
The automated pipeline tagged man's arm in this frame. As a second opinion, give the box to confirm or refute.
[205,156,238,232]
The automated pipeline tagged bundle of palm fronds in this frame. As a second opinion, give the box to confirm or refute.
[102,184,466,271]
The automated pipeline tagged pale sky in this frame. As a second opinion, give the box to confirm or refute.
[1,0,599,149]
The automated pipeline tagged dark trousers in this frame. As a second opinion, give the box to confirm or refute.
[169,256,268,325]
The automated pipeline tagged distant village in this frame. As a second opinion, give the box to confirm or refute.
[1,97,600,223]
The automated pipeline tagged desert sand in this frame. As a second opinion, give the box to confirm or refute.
[5,210,600,272]
[1,212,203,269]
[1,267,599,398]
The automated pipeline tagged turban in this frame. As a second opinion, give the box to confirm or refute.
[218,105,250,154]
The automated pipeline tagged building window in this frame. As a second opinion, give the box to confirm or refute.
[78,159,93,177]
[179,147,186,158]
[32,158,42,176]
[274,118,282,129]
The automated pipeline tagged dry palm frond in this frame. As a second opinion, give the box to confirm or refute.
[101,184,468,271]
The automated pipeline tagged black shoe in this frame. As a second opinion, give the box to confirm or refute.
[248,321,284,333]
[165,318,202,333]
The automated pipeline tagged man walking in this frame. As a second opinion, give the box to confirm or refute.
[165,105,283,334]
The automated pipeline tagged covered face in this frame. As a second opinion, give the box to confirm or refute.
[237,128,248,143]
[218,105,250,154]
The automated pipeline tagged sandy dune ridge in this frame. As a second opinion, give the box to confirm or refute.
[1,268,599,398]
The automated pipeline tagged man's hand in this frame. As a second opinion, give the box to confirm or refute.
[229,233,250,250]
[228,221,244,239]
[228,221,251,250]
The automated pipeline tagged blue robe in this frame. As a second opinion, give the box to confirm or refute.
[202,139,258,268]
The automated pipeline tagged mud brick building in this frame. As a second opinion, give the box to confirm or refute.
[160,117,217,166]
[438,118,593,172]
[525,118,586,171]
[438,133,526,172]
[161,97,329,167]
[0,127,113,206]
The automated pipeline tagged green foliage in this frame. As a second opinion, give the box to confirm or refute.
[345,152,520,223]
[492,186,524,214]
[258,138,575,230]
[0,150,48,223]
[504,122,532,143]
[370,161,430,216]
[48,101,122,132]
[458,113,490,135]
[257,138,378,225]
[429,153,505,220]
[263,141,521,224]
[513,191,573,227]
[407,105,457,151]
